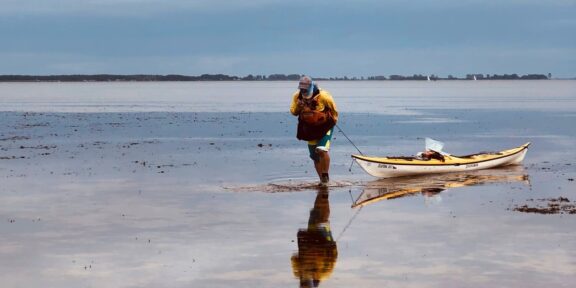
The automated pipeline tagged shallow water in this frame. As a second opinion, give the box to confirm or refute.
[2,80,576,113]
[0,81,575,287]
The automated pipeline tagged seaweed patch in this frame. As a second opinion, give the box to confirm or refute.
[510,197,576,215]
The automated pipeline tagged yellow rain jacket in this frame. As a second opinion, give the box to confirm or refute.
[290,90,339,122]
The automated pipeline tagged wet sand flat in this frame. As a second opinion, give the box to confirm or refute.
[1,81,575,287]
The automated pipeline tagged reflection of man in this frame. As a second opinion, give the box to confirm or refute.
[291,188,338,287]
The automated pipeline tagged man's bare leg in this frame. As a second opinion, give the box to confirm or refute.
[316,150,330,183]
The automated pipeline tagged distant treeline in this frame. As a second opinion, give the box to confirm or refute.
[380,73,550,80]
[0,74,241,82]
[0,73,554,82]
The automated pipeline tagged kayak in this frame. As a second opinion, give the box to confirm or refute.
[352,166,529,208]
[352,142,530,178]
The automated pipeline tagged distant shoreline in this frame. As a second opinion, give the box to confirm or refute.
[1,73,571,82]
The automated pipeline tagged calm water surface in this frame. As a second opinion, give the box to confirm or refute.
[2,80,576,113]
[0,81,575,287]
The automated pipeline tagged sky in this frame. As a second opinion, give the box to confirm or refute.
[1,0,575,78]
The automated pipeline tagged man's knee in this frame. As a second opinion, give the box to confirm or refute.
[316,149,328,159]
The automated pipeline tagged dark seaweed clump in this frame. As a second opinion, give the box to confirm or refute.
[511,197,576,215]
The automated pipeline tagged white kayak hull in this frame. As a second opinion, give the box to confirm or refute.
[353,143,529,178]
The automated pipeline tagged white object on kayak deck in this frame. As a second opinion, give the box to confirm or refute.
[425,137,446,154]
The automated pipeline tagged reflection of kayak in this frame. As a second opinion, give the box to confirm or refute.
[353,166,529,208]
[352,142,530,178]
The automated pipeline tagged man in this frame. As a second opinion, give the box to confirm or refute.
[290,76,338,186]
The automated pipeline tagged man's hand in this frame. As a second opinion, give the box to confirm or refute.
[297,99,305,109]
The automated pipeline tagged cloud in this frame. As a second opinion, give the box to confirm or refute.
[1,45,575,77]
[2,0,574,16]
[0,0,574,76]
[0,0,293,16]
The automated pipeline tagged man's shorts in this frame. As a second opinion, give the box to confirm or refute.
[308,128,334,161]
